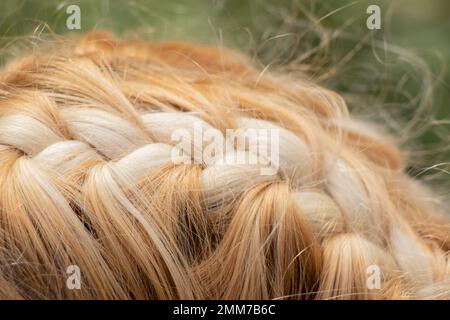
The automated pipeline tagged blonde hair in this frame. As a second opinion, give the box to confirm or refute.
[0,31,448,300]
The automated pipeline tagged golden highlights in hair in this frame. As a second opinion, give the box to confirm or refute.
[0,31,448,300]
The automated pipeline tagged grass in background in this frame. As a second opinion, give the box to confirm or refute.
[0,0,449,194]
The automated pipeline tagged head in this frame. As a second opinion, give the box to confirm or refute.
[0,31,448,299]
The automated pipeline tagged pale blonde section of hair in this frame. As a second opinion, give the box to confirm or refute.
[0,31,448,299]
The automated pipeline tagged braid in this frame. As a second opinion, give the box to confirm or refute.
[0,31,448,299]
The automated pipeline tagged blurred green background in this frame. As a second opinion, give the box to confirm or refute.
[0,0,449,191]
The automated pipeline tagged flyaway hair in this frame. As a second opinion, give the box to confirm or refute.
[0,32,448,299]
